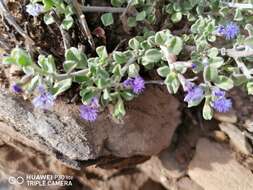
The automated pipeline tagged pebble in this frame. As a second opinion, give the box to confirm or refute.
[212,130,228,142]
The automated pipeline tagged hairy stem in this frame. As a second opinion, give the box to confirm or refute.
[145,80,164,85]
[222,2,253,9]
[53,69,90,80]
[82,6,125,13]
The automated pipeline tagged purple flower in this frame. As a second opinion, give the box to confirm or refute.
[26,3,44,17]
[224,22,240,40]
[212,88,225,97]
[216,25,226,36]
[212,98,232,113]
[184,86,204,104]
[80,97,100,122]
[211,88,232,113]
[216,22,239,40]
[80,105,98,122]
[184,81,195,92]
[12,83,22,93]
[123,78,134,88]
[191,63,197,69]
[32,86,54,110]
[123,76,145,94]
[132,77,145,94]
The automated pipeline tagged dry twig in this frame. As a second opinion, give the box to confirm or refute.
[72,0,95,50]
[50,11,71,51]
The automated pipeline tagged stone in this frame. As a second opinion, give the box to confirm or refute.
[214,111,237,123]
[219,122,252,155]
[188,138,253,190]
[139,179,166,190]
[0,86,180,160]
[138,149,186,189]
[244,120,253,132]
[212,130,228,142]
[76,165,160,190]
[177,177,203,190]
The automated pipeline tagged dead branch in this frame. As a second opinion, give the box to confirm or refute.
[72,0,95,50]
[50,11,71,51]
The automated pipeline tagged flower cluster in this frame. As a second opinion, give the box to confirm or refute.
[12,83,22,93]
[123,77,145,94]
[211,88,232,113]
[32,86,55,110]
[184,84,204,105]
[80,98,100,122]
[216,22,240,40]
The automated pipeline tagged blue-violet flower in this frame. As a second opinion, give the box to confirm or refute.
[224,22,240,40]
[216,22,239,40]
[123,76,145,94]
[216,25,226,36]
[80,97,100,122]
[184,86,204,104]
[32,86,54,110]
[26,3,44,17]
[12,83,22,93]
[212,88,225,97]
[212,98,232,113]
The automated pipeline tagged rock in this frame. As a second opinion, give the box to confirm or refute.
[212,130,228,142]
[139,179,166,190]
[188,138,253,190]
[214,111,237,123]
[77,165,161,190]
[138,156,173,189]
[219,122,252,155]
[244,120,253,132]
[0,86,180,160]
[177,177,203,190]
[138,149,186,189]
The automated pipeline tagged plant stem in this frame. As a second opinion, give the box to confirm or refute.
[225,48,253,79]
[234,59,252,79]
[222,2,253,9]
[121,56,137,74]
[82,6,125,13]
[145,80,164,85]
[53,69,90,80]
[226,48,253,58]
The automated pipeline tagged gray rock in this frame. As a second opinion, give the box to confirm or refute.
[0,87,180,161]
[219,122,252,155]
[188,138,253,190]
[177,177,203,190]
[214,111,237,123]
[138,148,186,189]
